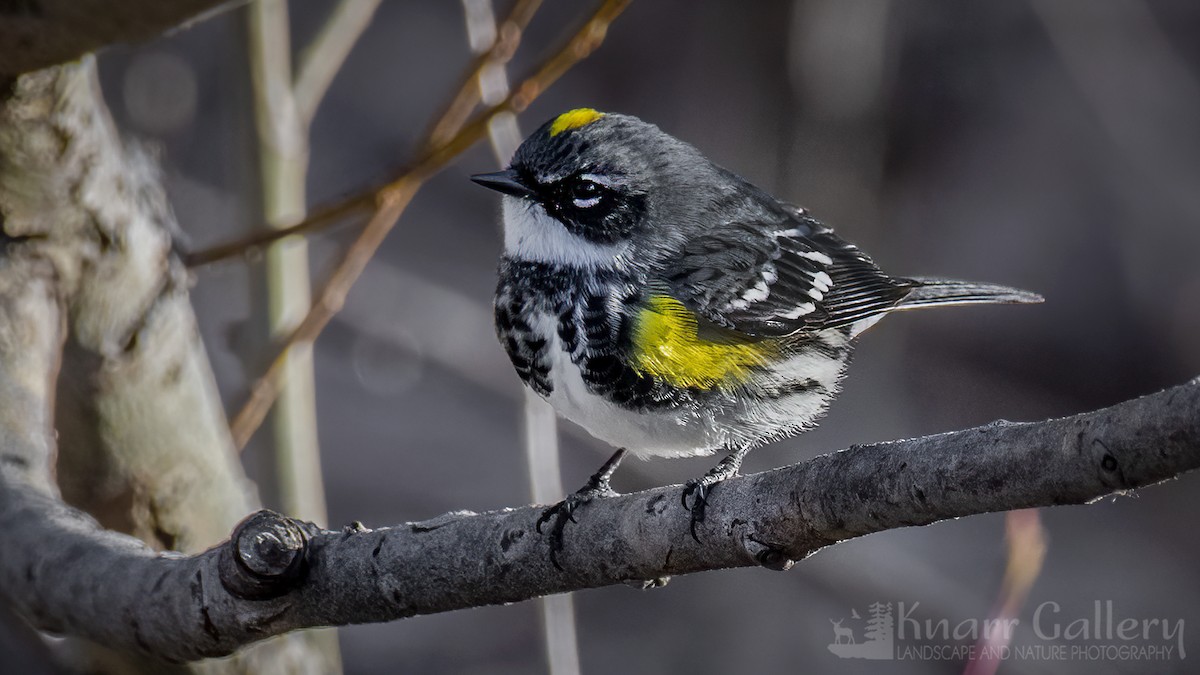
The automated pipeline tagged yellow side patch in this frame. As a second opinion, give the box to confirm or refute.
[549,108,605,136]
[631,295,775,390]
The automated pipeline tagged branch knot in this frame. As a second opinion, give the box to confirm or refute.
[219,510,317,600]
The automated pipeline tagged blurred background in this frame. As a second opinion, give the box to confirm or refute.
[84,1,1200,672]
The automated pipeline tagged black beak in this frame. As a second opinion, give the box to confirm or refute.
[470,169,536,199]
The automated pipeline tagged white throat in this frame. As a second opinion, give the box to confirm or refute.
[502,196,628,266]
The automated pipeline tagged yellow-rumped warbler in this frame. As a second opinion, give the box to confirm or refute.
[472,109,1040,557]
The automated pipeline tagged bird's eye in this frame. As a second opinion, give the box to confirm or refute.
[570,179,602,208]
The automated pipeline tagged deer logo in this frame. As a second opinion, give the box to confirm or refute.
[830,618,856,645]
[828,604,893,659]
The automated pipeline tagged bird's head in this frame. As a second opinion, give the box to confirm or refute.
[471,109,722,268]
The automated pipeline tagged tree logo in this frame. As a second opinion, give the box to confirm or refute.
[828,602,894,660]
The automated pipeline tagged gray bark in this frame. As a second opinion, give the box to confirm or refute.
[0,0,241,76]
[0,58,330,674]
[0,376,1196,662]
[0,58,255,555]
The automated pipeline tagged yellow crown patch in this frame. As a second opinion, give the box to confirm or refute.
[549,108,605,137]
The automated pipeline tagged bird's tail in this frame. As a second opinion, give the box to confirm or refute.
[896,277,1044,310]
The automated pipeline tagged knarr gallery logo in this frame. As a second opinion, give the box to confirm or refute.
[827,601,1184,662]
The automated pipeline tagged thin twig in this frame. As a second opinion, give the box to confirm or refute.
[427,0,543,149]
[184,0,543,269]
[231,180,415,450]
[182,192,373,268]
[229,0,633,450]
[964,510,1047,675]
[294,0,384,126]
[247,0,328,525]
[247,2,344,667]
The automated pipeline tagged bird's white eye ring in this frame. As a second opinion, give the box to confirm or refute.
[568,178,602,208]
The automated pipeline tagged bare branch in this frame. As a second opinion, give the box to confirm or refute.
[227,0,633,450]
[180,0,608,269]
[246,0,328,530]
[2,378,1197,662]
[426,0,543,149]
[0,0,244,76]
[965,509,1046,675]
[293,0,383,126]
[181,192,373,268]
[246,3,341,668]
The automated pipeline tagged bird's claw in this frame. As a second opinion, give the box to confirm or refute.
[681,478,714,541]
[680,450,747,542]
[536,448,627,570]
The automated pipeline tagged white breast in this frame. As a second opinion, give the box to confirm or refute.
[526,310,722,459]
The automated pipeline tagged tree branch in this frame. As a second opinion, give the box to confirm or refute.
[293,0,383,126]
[0,0,244,76]
[246,0,329,531]
[425,0,543,150]
[2,377,1196,662]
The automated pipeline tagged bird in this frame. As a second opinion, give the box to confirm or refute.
[471,108,1040,563]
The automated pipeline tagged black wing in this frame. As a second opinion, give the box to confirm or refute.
[663,208,914,338]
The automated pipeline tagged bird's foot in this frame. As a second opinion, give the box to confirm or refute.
[537,448,627,570]
[681,449,748,541]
